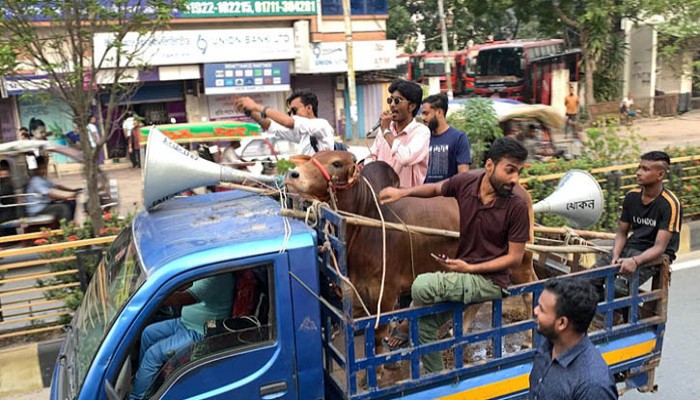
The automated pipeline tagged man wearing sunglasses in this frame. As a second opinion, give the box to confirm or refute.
[234,89,334,156]
[369,79,430,187]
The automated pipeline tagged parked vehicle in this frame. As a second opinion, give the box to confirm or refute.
[473,39,580,104]
[0,140,118,233]
[50,189,668,399]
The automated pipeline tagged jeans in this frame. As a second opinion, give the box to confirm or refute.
[129,318,203,400]
[411,272,503,373]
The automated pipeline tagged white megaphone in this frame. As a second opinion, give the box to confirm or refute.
[143,127,280,209]
[532,170,604,229]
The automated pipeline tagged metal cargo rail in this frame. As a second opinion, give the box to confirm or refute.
[315,207,668,399]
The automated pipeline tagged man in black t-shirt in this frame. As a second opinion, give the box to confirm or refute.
[597,151,682,298]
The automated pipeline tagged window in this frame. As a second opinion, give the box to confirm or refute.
[112,263,275,399]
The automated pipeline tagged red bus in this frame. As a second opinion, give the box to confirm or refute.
[454,41,509,95]
[473,39,580,104]
[396,52,458,94]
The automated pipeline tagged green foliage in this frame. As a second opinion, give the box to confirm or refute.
[36,211,133,314]
[275,159,296,175]
[592,33,627,102]
[446,98,502,168]
[387,0,417,49]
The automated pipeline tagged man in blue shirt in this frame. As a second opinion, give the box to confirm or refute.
[421,94,471,183]
[530,277,618,400]
[25,156,81,222]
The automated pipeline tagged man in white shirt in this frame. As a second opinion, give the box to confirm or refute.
[234,90,335,156]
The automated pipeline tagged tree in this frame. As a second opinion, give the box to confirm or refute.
[446,98,502,167]
[0,0,184,233]
[650,0,700,85]
[386,0,537,52]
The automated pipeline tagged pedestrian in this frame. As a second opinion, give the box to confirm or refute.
[29,118,47,140]
[378,137,531,373]
[564,85,579,141]
[122,111,140,167]
[620,93,636,125]
[234,89,335,156]
[370,79,430,187]
[421,93,471,183]
[530,277,618,400]
[594,151,681,299]
[86,114,100,148]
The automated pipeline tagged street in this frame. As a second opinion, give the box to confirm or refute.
[624,261,700,400]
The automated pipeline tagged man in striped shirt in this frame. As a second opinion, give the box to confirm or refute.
[597,151,682,298]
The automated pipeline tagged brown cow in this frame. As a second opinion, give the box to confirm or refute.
[285,151,536,356]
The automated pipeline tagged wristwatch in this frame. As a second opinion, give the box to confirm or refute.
[260,106,269,120]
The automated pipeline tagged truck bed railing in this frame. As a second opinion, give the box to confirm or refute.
[315,207,669,399]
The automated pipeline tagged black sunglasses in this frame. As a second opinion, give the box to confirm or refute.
[387,96,404,105]
[287,107,298,116]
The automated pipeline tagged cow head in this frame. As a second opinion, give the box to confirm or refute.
[285,150,359,201]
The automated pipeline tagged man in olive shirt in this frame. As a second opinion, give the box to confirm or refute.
[379,137,531,373]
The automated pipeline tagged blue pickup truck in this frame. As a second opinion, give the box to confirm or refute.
[50,189,669,399]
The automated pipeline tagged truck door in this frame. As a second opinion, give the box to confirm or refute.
[106,253,298,400]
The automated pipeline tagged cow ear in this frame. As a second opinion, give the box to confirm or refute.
[347,164,357,183]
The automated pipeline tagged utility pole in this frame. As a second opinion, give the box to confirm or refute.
[437,0,453,99]
[342,0,358,140]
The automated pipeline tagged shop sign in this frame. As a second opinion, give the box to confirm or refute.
[203,61,290,95]
[304,40,397,73]
[94,28,294,68]
[182,0,317,18]
[3,76,51,96]
[207,92,280,120]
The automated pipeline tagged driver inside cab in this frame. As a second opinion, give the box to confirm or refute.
[128,273,234,400]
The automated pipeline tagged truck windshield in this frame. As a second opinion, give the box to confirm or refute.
[73,226,144,389]
[476,48,524,79]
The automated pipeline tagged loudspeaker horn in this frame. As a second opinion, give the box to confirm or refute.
[532,169,604,229]
[143,126,280,209]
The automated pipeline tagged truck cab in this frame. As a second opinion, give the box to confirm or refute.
[51,190,323,400]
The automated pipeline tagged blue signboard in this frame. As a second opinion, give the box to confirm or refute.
[203,61,290,94]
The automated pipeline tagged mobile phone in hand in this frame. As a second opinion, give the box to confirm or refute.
[430,253,448,262]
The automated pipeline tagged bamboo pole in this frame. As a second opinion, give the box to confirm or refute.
[0,256,77,273]
[0,324,64,340]
[0,299,64,314]
[0,282,80,299]
[0,269,79,286]
[0,229,62,244]
[0,235,116,258]
[280,209,611,253]
[0,311,69,327]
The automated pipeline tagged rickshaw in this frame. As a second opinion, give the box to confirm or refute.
[0,140,118,234]
[447,98,575,160]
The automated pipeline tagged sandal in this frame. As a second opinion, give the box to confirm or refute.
[383,325,409,350]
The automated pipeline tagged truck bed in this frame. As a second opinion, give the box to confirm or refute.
[315,208,668,399]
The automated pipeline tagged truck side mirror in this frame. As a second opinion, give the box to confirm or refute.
[105,380,120,400]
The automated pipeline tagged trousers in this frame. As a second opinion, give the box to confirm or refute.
[411,272,503,373]
[129,318,203,399]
